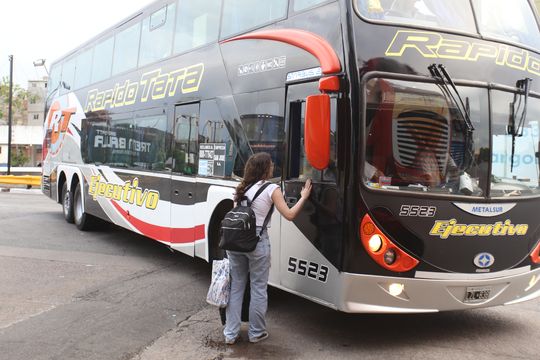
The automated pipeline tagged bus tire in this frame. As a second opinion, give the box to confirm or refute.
[73,185,96,231]
[61,182,74,223]
[208,200,233,261]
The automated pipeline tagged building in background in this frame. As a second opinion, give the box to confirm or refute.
[0,78,45,168]
[26,78,47,126]
[0,126,42,167]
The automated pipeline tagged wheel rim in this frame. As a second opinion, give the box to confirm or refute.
[63,191,70,216]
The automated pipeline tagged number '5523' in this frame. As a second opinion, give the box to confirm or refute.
[288,257,329,283]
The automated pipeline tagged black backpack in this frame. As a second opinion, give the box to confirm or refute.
[219,182,274,252]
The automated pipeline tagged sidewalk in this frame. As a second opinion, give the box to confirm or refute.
[132,306,293,360]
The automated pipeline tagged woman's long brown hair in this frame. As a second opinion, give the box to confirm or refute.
[234,152,272,203]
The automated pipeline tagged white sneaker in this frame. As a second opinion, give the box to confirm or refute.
[249,332,269,343]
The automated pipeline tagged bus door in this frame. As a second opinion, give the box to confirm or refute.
[170,103,200,256]
[281,82,341,297]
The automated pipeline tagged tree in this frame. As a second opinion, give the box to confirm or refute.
[11,148,29,167]
[0,77,35,124]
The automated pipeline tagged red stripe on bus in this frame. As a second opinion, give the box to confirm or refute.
[222,29,341,74]
[111,200,205,243]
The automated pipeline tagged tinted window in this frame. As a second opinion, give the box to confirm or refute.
[108,116,134,168]
[113,22,141,75]
[234,89,286,178]
[473,0,540,50]
[74,48,93,89]
[48,65,62,94]
[140,4,176,66]
[82,115,113,165]
[92,37,114,83]
[198,100,237,178]
[173,104,200,175]
[294,0,328,11]
[221,0,288,38]
[132,113,170,170]
[174,0,222,54]
[61,57,76,91]
[288,98,337,182]
[356,0,476,33]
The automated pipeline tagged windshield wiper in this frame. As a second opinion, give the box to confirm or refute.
[508,78,532,172]
[428,64,474,132]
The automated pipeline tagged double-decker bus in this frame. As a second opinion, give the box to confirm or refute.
[42,0,540,312]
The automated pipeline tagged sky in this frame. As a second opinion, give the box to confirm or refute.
[0,0,153,87]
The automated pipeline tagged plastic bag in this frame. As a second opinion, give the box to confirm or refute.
[206,258,231,308]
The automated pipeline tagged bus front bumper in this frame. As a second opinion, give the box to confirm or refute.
[338,266,540,313]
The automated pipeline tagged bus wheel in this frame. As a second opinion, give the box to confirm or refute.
[73,185,95,231]
[208,201,232,261]
[62,182,74,223]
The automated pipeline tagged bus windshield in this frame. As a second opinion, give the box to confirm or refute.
[356,0,540,50]
[364,78,540,197]
[473,0,540,50]
[356,0,476,32]
[491,91,540,197]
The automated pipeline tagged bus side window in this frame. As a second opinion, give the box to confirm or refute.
[112,21,141,76]
[174,0,222,54]
[199,100,237,178]
[61,56,76,95]
[109,115,135,168]
[91,37,114,84]
[234,89,286,179]
[293,0,329,12]
[289,98,337,182]
[140,4,176,66]
[133,112,169,171]
[173,104,200,175]
[221,0,288,38]
[82,116,109,165]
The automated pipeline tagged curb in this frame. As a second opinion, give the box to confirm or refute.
[0,187,42,194]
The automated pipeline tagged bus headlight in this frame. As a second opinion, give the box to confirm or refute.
[388,283,405,297]
[368,235,383,253]
[360,213,419,272]
[378,282,409,300]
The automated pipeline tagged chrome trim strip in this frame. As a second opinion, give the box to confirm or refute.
[415,266,531,280]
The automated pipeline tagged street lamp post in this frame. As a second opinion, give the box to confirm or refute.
[33,58,49,76]
[7,55,13,175]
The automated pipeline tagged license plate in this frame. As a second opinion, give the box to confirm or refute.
[464,286,491,303]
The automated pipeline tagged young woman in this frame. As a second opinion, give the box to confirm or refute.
[224,152,312,344]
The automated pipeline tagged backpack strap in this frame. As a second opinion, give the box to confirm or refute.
[259,204,275,236]
[250,182,272,204]
[239,183,255,206]
[249,182,275,237]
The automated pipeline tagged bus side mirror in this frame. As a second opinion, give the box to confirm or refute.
[305,94,331,170]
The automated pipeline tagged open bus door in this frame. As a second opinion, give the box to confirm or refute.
[281,81,341,298]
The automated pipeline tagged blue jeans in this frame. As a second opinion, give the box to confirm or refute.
[223,228,271,342]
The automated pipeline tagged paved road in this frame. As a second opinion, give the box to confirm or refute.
[0,191,538,360]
